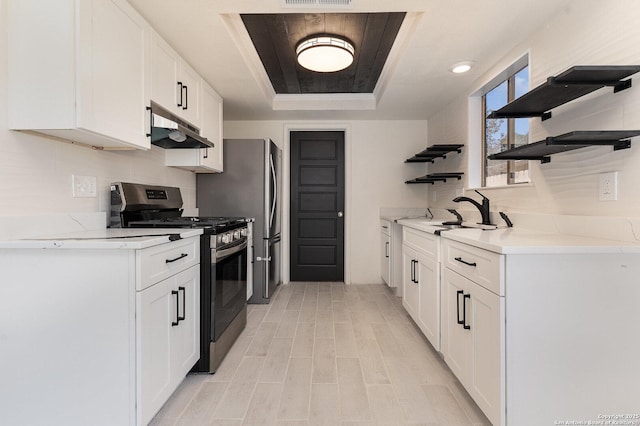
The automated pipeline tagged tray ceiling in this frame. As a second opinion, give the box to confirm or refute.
[241,13,405,94]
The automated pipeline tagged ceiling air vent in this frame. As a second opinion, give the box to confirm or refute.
[283,0,353,8]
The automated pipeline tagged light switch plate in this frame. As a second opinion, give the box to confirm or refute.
[72,175,97,198]
[599,172,617,201]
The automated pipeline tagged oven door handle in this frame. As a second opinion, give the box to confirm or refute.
[215,240,248,261]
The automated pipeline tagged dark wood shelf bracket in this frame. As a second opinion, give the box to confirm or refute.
[405,172,464,184]
[488,65,640,122]
[404,144,463,163]
[488,130,640,164]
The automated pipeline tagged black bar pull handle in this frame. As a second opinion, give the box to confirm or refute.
[455,257,477,267]
[203,147,208,159]
[463,293,471,330]
[385,242,389,258]
[414,260,419,284]
[182,85,188,110]
[166,253,188,263]
[177,82,183,107]
[410,260,414,283]
[171,290,179,326]
[178,286,186,321]
[145,106,152,137]
[456,290,464,325]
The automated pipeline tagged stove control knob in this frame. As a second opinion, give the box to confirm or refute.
[221,233,232,244]
[240,228,248,237]
[233,230,241,240]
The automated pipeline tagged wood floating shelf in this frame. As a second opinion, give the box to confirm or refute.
[487,130,640,164]
[488,65,640,121]
[405,144,464,163]
[405,172,464,184]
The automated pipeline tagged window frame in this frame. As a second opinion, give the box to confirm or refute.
[481,65,529,188]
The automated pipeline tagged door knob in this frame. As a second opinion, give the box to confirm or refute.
[337,211,343,218]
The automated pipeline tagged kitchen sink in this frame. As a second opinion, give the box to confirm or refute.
[433,222,499,234]
[438,223,468,229]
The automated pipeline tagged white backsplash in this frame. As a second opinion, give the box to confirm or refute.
[0,212,107,240]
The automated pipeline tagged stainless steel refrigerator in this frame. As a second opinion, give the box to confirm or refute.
[196,138,281,304]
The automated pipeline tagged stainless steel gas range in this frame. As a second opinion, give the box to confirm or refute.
[110,182,248,373]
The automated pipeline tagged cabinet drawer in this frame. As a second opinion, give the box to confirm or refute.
[403,227,439,260]
[380,219,391,236]
[136,237,200,291]
[443,239,503,295]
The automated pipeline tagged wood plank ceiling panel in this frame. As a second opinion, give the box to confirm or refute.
[241,12,405,94]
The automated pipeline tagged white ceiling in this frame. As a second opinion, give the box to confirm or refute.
[128,0,574,121]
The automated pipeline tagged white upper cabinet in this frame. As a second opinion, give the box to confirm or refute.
[7,0,152,150]
[178,61,202,127]
[151,32,201,129]
[165,80,224,172]
[199,81,224,172]
[151,33,181,116]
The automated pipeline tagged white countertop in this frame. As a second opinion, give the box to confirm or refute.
[442,227,640,254]
[381,214,434,222]
[395,217,640,254]
[0,228,203,249]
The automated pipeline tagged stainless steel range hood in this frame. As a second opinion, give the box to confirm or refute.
[149,100,214,149]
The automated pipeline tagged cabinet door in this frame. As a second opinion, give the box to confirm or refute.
[150,31,202,129]
[137,277,174,426]
[151,31,181,113]
[170,266,200,384]
[402,245,418,320]
[468,280,503,426]
[380,231,391,285]
[417,253,440,351]
[78,0,151,149]
[200,82,224,172]
[441,268,471,383]
[178,60,201,127]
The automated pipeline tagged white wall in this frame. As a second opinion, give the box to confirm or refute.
[428,0,640,219]
[225,120,429,284]
[0,1,196,226]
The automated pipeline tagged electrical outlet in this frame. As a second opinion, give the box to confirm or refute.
[72,175,97,198]
[599,172,617,201]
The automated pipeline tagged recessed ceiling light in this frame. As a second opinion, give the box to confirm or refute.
[296,35,355,73]
[450,61,473,74]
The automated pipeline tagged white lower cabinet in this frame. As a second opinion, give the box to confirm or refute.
[441,239,504,426]
[0,236,200,425]
[441,266,503,425]
[402,244,419,319]
[138,265,199,426]
[402,227,440,351]
[439,237,640,425]
[416,254,439,350]
[380,220,391,285]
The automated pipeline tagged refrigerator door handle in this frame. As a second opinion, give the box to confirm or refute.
[269,153,277,230]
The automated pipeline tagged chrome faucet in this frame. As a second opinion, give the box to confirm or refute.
[452,190,492,225]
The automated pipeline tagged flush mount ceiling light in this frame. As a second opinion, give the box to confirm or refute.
[450,61,473,74]
[296,35,355,73]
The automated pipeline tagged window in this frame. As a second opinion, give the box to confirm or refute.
[482,65,529,187]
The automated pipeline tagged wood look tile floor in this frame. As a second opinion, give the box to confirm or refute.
[150,283,491,426]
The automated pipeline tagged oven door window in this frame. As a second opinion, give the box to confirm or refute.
[212,247,247,340]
